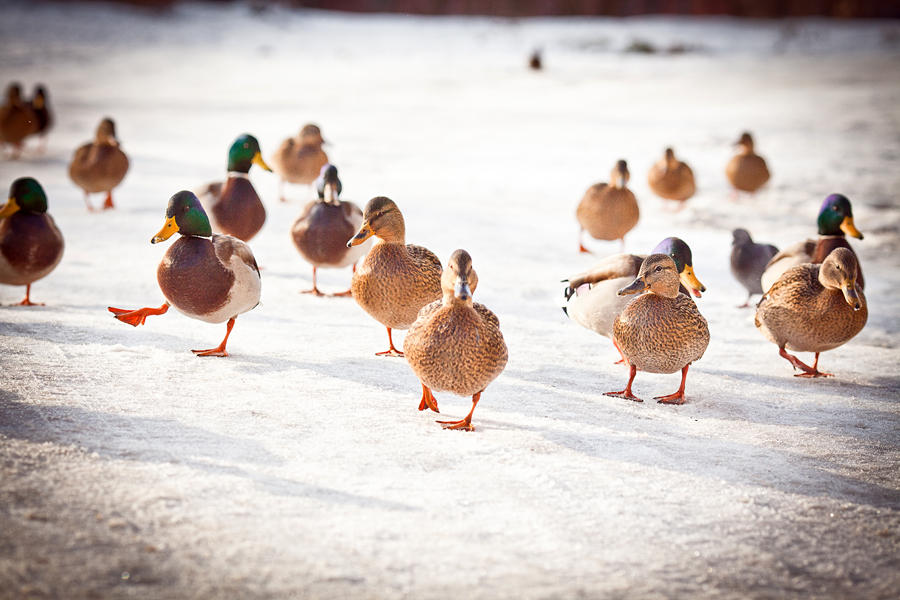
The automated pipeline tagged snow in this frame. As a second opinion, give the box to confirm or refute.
[1,2,900,598]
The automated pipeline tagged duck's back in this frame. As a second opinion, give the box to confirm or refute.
[614,293,709,374]
[0,212,64,285]
[207,177,266,242]
[69,143,129,193]
[292,200,364,268]
[577,184,640,241]
[727,154,769,192]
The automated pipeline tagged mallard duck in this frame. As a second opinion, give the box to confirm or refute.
[0,177,64,305]
[196,134,272,242]
[604,254,710,404]
[0,83,38,159]
[347,196,442,356]
[29,85,52,153]
[726,132,770,194]
[404,249,508,431]
[576,160,640,253]
[760,194,864,292]
[68,117,129,211]
[108,191,261,357]
[291,163,372,296]
[564,237,706,363]
[270,124,328,202]
[730,228,778,308]
[529,49,542,70]
[755,247,867,378]
[647,148,695,205]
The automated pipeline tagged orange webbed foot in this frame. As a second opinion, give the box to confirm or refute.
[301,287,327,297]
[417,384,439,413]
[794,370,833,379]
[108,304,169,327]
[604,390,643,403]
[331,289,353,298]
[375,348,404,357]
[654,391,686,405]
[437,418,474,431]
[102,192,115,210]
[192,347,229,358]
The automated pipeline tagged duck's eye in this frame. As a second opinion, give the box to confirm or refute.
[243,143,250,149]
[833,206,838,211]
[183,205,189,213]
[655,265,662,272]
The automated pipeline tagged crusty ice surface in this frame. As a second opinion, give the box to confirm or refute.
[1,2,899,599]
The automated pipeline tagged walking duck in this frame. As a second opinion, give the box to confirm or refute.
[404,249,508,430]
[291,163,371,296]
[647,148,695,206]
[347,196,442,356]
[604,254,710,404]
[68,117,129,211]
[564,237,706,363]
[29,85,52,152]
[0,177,64,306]
[108,191,261,357]
[576,160,640,252]
[761,194,864,292]
[270,124,328,202]
[197,134,272,242]
[730,228,778,307]
[0,84,38,159]
[726,132,769,194]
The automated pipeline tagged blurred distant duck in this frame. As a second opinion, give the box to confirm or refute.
[291,163,371,296]
[0,84,38,159]
[576,160,640,253]
[564,237,706,364]
[726,132,769,194]
[760,194,865,292]
[755,247,866,378]
[404,249,508,430]
[108,191,261,357]
[730,228,778,308]
[197,134,272,242]
[0,177,64,305]
[68,117,129,211]
[604,254,710,404]
[647,148,695,206]
[270,124,328,202]
[347,196,442,357]
[29,85,52,152]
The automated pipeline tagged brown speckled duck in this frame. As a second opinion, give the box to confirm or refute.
[0,178,64,306]
[291,163,371,296]
[69,118,129,211]
[726,132,769,194]
[576,160,640,253]
[197,134,271,242]
[0,84,37,159]
[347,196,442,357]
[755,247,866,378]
[108,191,261,357]
[404,249,508,430]
[270,124,328,202]
[648,148,695,206]
[605,254,710,404]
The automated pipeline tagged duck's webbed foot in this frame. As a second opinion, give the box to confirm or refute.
[417,384,439,413]
[779,348,832,378]
[604,365,642,402]
[437,392,480,431]
[108,303,169,326]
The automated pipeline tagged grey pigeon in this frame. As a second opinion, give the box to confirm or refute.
[730,229,778,308]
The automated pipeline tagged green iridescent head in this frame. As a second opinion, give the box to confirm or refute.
[226,134,272,174]
[651,236,706,296]
[151,191,212,243]
[818,194,863,239]
[3,177,48,215]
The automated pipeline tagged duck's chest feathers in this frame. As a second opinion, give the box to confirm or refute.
[211,177,265,242]
[158,236,234,318]
[0,212,64,285]
[292,201,360,266]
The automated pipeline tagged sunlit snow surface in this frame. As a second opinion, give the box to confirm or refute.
[1,2,899,598]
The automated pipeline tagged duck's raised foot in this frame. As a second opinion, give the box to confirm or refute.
[604,390,643,402]
[437,418,474,431]
[654,391,686,405]
[417,384,439,413]
[108,303,169,327]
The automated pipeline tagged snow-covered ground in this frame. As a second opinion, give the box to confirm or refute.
[1,2,900,598]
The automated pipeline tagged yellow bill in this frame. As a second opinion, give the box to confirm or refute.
[679,265,706,297]
[151,216,179,244]
[0,197,20,218]
[252,152,273,172]
[840,215,863,240]
[347,222,374,247]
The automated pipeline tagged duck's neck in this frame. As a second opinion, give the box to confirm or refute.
[227,171,250,180]
[441,293,474,308]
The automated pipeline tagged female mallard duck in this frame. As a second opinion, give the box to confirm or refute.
[0,177,64,306]
[647,148,695,205]
[404,249,508,431]
[726,132,770,194]
[0,84,38,159]
[29,85,52,153]
[730,228,779,308]
[760,194,864,292]
[755,247,866,378]
[291,163,371,296]
[605,254,710,404]
[108,191,261,357]
[576,160,640,253]
[270,124,328,202]
[347,196,442,356]
[196,134,272,242]
[68,117,129,211]
[564,237,706,363]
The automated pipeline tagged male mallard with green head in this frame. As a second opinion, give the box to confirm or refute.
[576,160,640,253]
[0,177,64,305]
[197,134,272,242]
[68,117,129,211]
[347,196,442,357]
[404,249,508,431]
[726,132,769,195]
[755,247,866,378]
[108,191,261,357]
[270,124,328,202]
[647,148,695,206]
[604,254,710,404]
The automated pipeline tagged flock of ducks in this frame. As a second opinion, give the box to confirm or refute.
[0,81,870,428]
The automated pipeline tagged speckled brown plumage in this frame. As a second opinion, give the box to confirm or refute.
[158,236,235,317]
[726,132,769,193]
[577,160,640,243]
[199,177,266,242]
[69,118,129,196]
[271,124,328,186]
[647,148,695,202]
[0,84,37,150]
[0,212,63,286]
